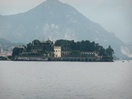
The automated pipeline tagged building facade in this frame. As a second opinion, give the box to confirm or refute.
[54,46,61,58]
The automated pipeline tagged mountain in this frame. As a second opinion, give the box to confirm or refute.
[0,0,128,58]
[0,38,12,45]
[0,38,24,51]
[0,38,13,51]
[121,45,132,58]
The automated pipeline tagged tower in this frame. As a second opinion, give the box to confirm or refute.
[54,46,61,58]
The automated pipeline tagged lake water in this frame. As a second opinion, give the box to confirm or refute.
[0,61,132,99]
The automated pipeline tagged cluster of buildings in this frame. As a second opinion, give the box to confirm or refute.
[52,46,101,61]
[0,46,13,60]
[0,47,12,57]
[15,40,102,61]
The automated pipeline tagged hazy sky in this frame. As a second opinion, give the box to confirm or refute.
[0,0,132,44]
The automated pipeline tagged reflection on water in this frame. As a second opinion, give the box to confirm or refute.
[0,61,132,99]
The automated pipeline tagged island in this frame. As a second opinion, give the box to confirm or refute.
[11,39,114,62]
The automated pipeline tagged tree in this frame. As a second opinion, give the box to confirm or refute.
[106,45,114,57]
[26,43,32,51]
[102,45,114,61]
[12,47,24,57]
[32,40,40,46]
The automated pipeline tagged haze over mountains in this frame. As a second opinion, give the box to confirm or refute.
[0,38,23,52]
[0,0,130,58]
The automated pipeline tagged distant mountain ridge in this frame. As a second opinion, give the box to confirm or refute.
[0,38,24,51]
[0,0,128,58]
[0,38,12,45]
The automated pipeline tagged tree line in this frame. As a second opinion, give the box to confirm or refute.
[55,39,114,60]
[12,39,114,61]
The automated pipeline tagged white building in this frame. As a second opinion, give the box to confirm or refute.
[54,46,61,58]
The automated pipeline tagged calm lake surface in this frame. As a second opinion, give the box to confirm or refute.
[0,61,132,99]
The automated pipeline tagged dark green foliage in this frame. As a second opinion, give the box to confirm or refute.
[12,47,24,57]
[32,40,41,46]
[55,39,102,52]
[55,39,114,61]
[55,39,72,51]
[12,39,114,61]
[105,45,114,61]
[27,43,32,51]
[7,56,12,60]
[106,46,114,56]
[0,56,7,60]
[42,43,53,52]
